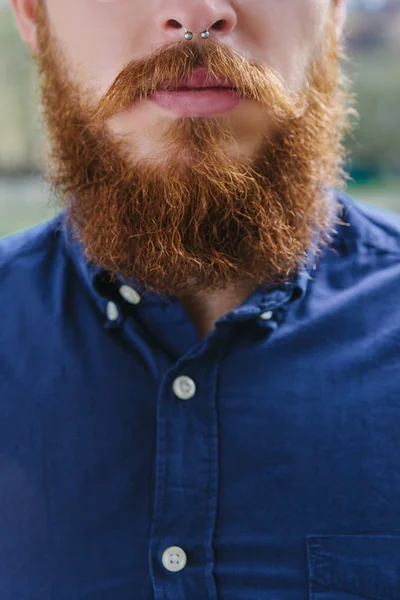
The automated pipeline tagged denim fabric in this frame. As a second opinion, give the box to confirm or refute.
[0,189,399,600]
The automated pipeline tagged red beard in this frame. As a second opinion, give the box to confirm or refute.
[35,2,351,296]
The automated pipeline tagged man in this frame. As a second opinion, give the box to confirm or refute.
[1,0,399,598]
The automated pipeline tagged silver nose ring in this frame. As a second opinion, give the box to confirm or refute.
[184,29,210,40]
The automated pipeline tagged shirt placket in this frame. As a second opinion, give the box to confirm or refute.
[149,342,221,600]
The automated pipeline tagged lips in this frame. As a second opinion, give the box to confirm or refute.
[150,88,241,117]
[175,67,236,91]
[149,67,241,117]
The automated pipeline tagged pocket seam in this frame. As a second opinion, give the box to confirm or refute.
[307,534,400,600]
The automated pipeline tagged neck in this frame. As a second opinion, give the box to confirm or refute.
[179,279,257,339]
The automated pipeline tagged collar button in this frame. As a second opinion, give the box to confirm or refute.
[119,285,141,305]
[106,301,120,322]
[260,310,273,321]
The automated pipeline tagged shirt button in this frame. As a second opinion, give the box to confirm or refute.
[119,285,141,305]
[161,546,187,572]
[260,310,273,320]
[173,376,196,400]
[106,301,119,321]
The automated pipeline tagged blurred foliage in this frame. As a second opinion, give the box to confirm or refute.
[345,48,400,175]
[0,8,44,174]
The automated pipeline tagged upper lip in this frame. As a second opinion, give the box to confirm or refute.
[175,67,236,90]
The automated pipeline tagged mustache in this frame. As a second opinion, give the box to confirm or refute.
[91,39,305,123]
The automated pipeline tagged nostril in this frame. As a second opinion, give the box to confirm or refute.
[166,19,182,30]
[211,20,225,32]
[164,18,232,34]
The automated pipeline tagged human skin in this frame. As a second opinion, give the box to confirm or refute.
[11,0,345,160]
[10,0,347,338]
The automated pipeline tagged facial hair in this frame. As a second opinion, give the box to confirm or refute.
[34,2,351,297]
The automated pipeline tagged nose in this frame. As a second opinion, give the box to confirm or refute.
[157,1,237,41]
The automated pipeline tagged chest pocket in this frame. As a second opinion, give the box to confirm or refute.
[307,535,400,600]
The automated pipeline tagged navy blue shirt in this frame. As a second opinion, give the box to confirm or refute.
[0,189,399,600]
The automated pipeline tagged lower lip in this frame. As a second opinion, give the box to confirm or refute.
[150,88,242,117]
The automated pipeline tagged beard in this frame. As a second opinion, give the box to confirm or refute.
[34,2,351,297]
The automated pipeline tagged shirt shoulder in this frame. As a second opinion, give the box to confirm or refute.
[0,216,64,275]
[0,215,71,319]
[335,190,400,256]
[306,191,400,336]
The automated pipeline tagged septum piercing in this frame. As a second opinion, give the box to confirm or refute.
[184,29,210,40]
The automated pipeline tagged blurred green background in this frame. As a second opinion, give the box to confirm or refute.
[0,0,399,238]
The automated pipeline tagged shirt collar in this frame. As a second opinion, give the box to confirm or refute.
[61,189,340,324]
